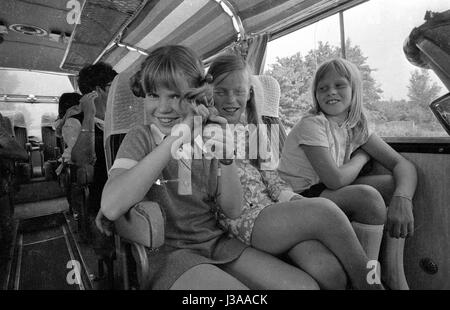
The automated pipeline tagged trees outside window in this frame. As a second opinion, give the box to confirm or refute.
[266,40,447,137]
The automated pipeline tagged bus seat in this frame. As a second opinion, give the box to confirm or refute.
[25,136,44,178]
[41,112,59,161]
[0,114,28,161]
[41,112,60,181]
[404,9,450,91]
[1,111,34,182]
[1,110,28,149]
[250,75,286,153]
[104,68,164,289]
[104,69,145,170]
[0,113,27,245]
[0,112,15,136]
[1,110,45,178]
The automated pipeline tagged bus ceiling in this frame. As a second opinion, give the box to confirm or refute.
[0,0,76,74]
[0,0,368,75]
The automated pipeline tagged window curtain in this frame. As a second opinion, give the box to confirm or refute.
[226,33,269,75]
[68,75,78,93]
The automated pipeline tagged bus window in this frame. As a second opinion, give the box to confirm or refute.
[264,14,341,130]
[264,0,448,137]
[0,69,74,139]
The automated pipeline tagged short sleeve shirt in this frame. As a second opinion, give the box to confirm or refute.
[112,124,228,250]
[278,113,371,192]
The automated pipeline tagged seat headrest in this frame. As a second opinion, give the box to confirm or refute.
[41,112,57,128]
[104,67,145,169]
[105,69,145,138]
[250,75,281,118]
[0,113,14,136]
[1,110,27,128]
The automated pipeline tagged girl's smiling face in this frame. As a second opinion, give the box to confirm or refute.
[145,87,189,136]
[213,70,250,124]
[315,67,352,123]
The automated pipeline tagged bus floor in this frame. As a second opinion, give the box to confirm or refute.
[0,197,112,290]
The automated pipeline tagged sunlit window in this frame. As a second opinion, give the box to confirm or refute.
[264,0,448,137]
[0,70,74,139]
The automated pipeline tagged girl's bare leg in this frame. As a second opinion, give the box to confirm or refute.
[170,264,249,290]
[320,184,387,224]
[353,175,395,203]
[288,240,347,290]
[320,184,386,263]
[354,175,409,290]
[251,198,383,289]
[223,247,319,290]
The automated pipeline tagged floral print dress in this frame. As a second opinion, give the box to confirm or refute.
[218,158,296,245]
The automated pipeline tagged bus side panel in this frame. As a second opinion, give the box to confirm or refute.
[401,153,450,290]
[373,152,450,289]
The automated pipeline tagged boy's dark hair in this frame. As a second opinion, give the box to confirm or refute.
[77,62,117,95]
[58,92,82,119]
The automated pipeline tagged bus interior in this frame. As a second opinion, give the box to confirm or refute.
[0,0,449,290]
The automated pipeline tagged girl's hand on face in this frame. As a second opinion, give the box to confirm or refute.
[207,106,228,124]
[196,105,228,124]
[196,104,210,119]
[179,99,197,131]
[386,196,414,238]
[173,99,200,145]
[79,91,98,117]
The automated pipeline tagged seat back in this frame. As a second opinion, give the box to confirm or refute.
[250,74,286,157]
[1,111,28,149]
[0,113,14,136]
[41,112,58,160]
[104,68,145,171]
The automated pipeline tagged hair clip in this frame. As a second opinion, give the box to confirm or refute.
[200,73,213,84]
[204,73,213,83]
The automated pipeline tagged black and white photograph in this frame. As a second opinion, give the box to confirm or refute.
[0,0,449,299]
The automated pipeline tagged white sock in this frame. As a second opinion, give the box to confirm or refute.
[351,221,384,261]
[380,236,409,290]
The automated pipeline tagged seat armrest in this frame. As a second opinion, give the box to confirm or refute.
[25,142,32,153]
[115,201,164,248]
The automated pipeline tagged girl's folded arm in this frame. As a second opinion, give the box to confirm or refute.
[101,135,179,221]
[361,134,417,198]
[303,145,369,190]
[260,169,297,202]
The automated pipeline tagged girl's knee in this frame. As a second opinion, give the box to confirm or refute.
[353,185,387,224]
[306,197,341,212]
[307,197,349,222]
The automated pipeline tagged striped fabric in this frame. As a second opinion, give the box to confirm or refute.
[61,0,367,73]
[61,0,147,72]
